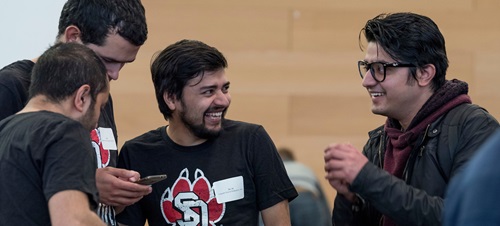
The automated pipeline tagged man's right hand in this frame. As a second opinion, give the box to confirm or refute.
[324,143,368,202]
[96,167,152,208]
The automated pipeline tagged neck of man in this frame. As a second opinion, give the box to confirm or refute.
[398,90,435,131]
[166,123,207,147]
[19,95,69,116]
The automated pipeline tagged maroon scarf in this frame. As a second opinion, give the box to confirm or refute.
[382,79,471,226]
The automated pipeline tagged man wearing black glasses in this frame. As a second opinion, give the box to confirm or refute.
[324,12,499,226]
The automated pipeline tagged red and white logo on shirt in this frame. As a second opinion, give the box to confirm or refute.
[90,128,111,168]
[161,169,226,225]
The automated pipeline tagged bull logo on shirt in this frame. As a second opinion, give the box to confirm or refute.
[90,128,111,168]
[161,168,225,226]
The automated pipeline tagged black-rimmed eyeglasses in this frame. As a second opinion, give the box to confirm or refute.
[358,61,416,82]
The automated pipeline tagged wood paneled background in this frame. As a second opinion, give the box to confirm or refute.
[113,0,500,211]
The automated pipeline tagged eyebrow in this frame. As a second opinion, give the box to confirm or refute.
[100,56,135,64]
[200,81,230,90]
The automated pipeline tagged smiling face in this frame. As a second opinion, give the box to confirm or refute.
[170,69,231,142]
[361,42,425,127]
[85,32,140,81]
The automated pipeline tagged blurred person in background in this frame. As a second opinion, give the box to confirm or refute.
[278,147,332,226]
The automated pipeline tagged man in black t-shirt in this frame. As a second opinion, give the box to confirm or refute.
[0,1,152,225]
[117,40,298,226]
[0,43,108,225]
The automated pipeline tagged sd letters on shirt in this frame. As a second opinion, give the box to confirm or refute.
[160,169,245,225]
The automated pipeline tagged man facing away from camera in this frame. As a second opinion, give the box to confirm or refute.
[0,43,108,226]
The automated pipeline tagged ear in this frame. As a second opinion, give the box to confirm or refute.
[63,25,83,43]
[416,64,436,87]
[163,92,177,111]
[74,85,91,113]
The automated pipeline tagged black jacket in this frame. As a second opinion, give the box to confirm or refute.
[333,103,499,226]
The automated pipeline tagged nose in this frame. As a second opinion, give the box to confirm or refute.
[214,90,231,107]
[361,70,377,88]
[105,62,125,80]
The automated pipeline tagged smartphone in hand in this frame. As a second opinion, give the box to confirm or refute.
[135,174,167,185]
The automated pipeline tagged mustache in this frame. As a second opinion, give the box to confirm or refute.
[205,106,228,115]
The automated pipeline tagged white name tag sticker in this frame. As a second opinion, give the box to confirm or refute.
[98,127,117,150]
[213,176,244,204]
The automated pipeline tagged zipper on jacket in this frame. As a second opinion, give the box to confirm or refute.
[418,124,431,157]
[377,130,384,168]
[419,146,425,157]
[403,124,431,181]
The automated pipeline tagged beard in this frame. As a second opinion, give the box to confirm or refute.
[79,101,97,131]
[180,112,224,140]
[179,105,226,140]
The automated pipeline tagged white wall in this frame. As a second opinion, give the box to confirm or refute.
[0,0,67,67]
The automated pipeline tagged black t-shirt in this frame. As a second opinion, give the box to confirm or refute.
[0,60,34,121]
[117,119,298,226]
[0,59,119,225]
[0,111,99,225]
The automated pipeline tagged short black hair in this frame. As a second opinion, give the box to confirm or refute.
[58,0,148,46]
[151,39,228,120]
[29,42,108,103]
[360,12,448,91]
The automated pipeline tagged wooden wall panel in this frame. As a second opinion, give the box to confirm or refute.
[291,10,371,52]
[474,52,500,118]
[289,95,385,136]
[446,50,474,96]
[143,2,290,52]
[291,8,500,53]
[113,91,164,147]
[145,0,474,11]
[475,0,500,10]
[474,97,500,120]
[226,51,365,95]
[225,93,290,140]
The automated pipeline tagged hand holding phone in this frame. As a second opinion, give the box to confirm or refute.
[135,174,167,185]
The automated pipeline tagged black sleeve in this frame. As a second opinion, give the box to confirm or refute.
[0,76,27,121]
[332,170,382,226]
[251,126,298,210]
[116,143,147,226]
[351,163,439,226]
[0,60,33,121]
